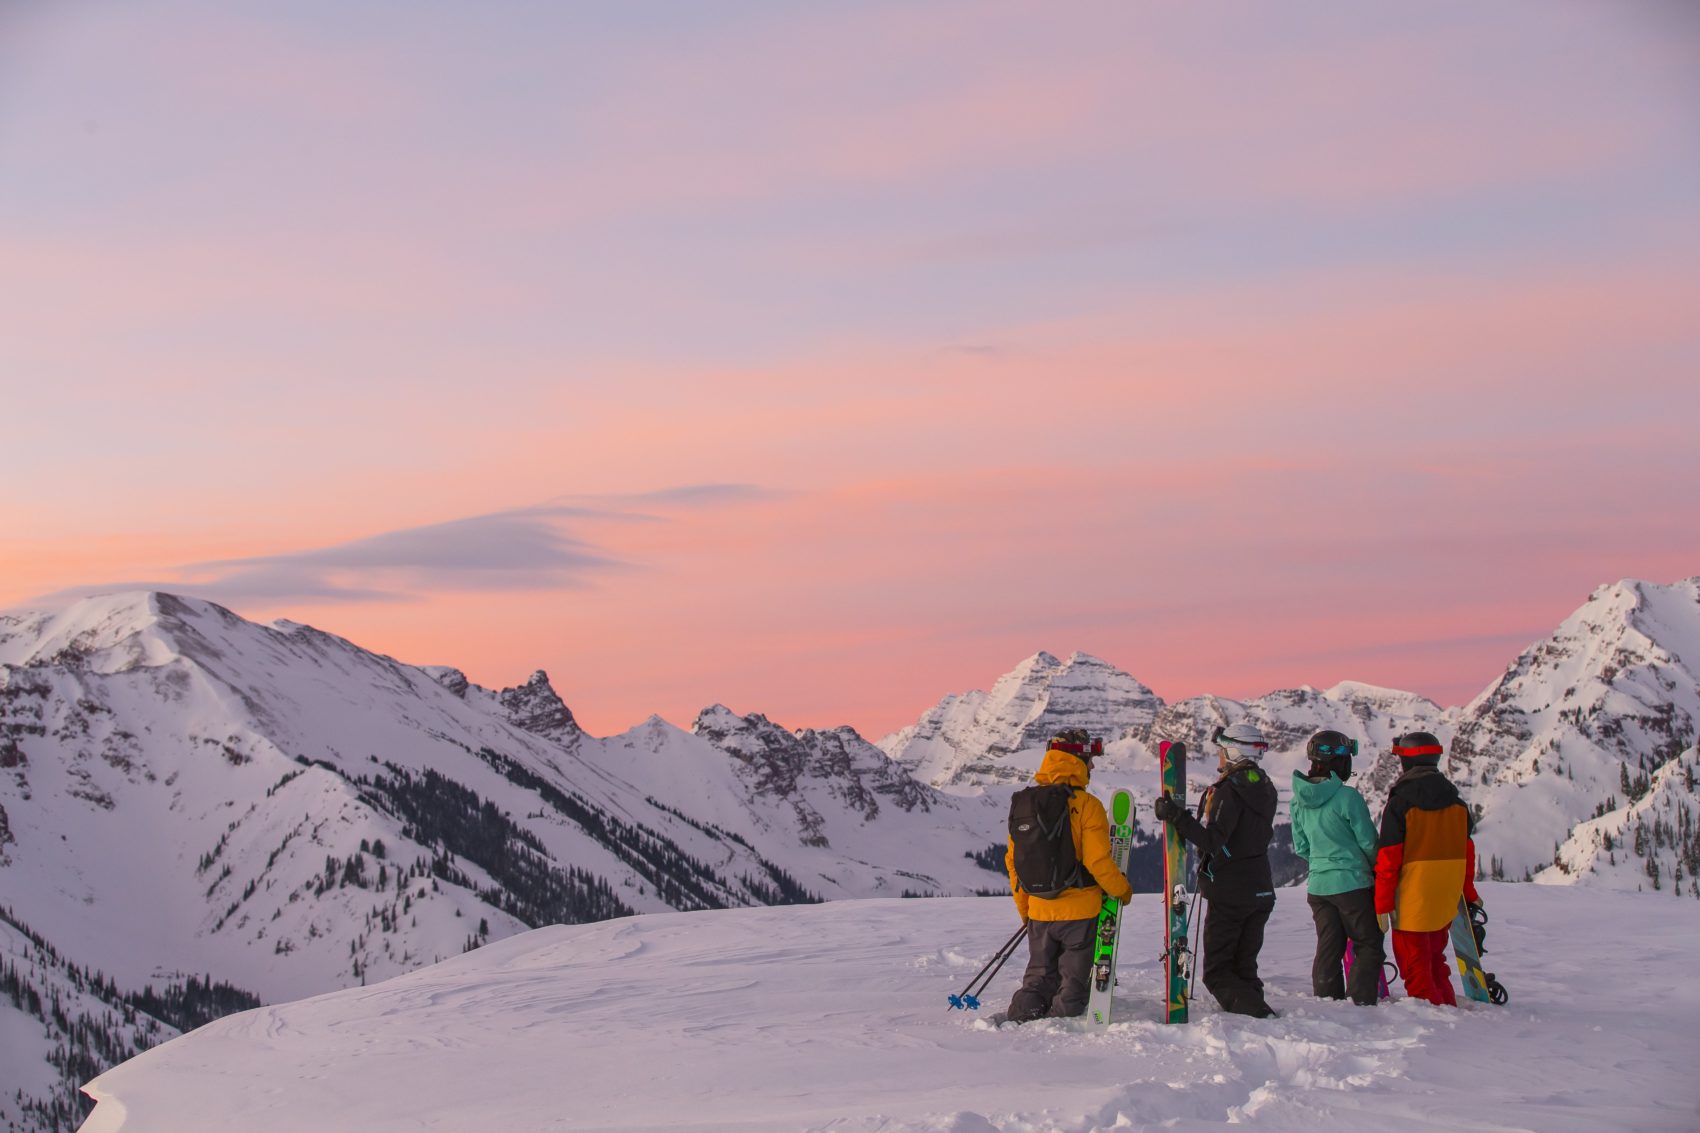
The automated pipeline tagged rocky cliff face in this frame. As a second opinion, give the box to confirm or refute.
[882,652,1163,788]
[1446,578,1700,882]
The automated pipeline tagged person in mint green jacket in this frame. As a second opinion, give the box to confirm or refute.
[1290,730,1384,1005]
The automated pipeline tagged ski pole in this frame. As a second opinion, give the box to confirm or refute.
[947,931,1021,1012]
[948,923,1026,1010]
[1188,893,1206,993]
[970,925,1026,1006]
[948,923,1025,1010]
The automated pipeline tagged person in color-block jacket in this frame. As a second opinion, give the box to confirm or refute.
[1375,730,1482,1007]
[1290,730,1385,1006]
[1003,729,1133,1022]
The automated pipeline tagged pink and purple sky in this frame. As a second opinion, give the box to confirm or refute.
[3,2,1697,737]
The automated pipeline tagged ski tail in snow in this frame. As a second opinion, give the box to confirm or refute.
[1086,787,1135,1026]
[1449,898,1508,1005]
[1160,741,1192,1024]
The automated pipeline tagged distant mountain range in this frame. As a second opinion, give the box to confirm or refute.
[2,577,1697,1131]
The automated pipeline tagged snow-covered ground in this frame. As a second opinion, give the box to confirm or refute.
[81,883,1700,1132]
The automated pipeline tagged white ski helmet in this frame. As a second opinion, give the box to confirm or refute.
[1214,721,1270,761]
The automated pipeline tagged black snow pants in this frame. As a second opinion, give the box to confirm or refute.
[1200,893,1275,1016]
[1307,887,1385,1006]
[1006,917,1096,1022]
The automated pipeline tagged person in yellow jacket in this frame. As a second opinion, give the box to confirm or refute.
[1002,728,1133,1023]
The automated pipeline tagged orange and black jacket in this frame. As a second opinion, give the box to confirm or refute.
[1374,766,1480,932]
[1005,747,1133,922]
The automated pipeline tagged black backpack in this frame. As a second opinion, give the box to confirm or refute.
[1008,784,1085,899]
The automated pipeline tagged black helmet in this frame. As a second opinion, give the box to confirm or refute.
[1393,731,1443,766]
[1306,730,1357,781]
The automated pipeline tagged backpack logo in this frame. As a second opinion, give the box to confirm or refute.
[1008,784,1085,899]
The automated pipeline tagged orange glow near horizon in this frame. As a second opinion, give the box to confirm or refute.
[3,2,1697,737]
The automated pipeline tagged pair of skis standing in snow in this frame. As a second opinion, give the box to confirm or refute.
[972,724,1502,1025]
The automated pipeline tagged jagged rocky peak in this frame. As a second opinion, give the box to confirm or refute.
[692,707,934,822]
[496,669,579,743]
[692,703,762,744]
[985,650,1163,755]
[423,666,471,698]
[881,651,1167,790]
[1452,576,1700,775]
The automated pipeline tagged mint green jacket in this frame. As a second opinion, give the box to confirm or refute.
[1289,771,1378,896]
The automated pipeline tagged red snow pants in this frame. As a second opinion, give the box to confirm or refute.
[1392,927,1456,1006]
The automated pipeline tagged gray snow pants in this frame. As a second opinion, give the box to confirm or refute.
[1308,887,1385,1006]
[1006,917,1096,1022]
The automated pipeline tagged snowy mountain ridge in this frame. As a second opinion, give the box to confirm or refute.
[881,578,1699,892]
[3,578,1698,1132]
[0,592,1005,1130]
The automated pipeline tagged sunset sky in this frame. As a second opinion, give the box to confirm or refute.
[3,2,1697,738]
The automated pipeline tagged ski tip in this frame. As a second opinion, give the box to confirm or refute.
[1158,739,1171,757]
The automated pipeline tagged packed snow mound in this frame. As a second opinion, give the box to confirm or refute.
[79,885,1700,1133]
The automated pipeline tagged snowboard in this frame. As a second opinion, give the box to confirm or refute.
[1159,741,1191,1024]
[1086,787,1135,1026]
[1448,898,1508,1005]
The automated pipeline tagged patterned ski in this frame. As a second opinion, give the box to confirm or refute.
[1160,741,1191,1024]
[1086,787,1135,1026]
[1448,898,1507,1005]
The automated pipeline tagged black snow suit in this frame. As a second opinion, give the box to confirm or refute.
[1168,759,1279,1016]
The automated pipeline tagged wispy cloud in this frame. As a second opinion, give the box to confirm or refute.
[26,488,774,610]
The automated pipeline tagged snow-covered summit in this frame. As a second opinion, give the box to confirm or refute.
[885,653,1445,797]
[881,651,1162,789]
[0,593,1009,1127]
[0,591,203,672]
[1448,576,1700,882]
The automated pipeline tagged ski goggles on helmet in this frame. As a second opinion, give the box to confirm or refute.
[1313,740,1358,758]
[1051,737,1104,759]
[1211,727,1269,752]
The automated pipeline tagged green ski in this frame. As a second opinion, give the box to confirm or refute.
[1160,741,1192,1023]
[1086,787,1135,1026]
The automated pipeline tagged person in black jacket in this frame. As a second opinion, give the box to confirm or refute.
[1153,721,1279,1018]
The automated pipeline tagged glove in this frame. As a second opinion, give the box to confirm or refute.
[1152,795,1183,823]
[1376,912,1391,934]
